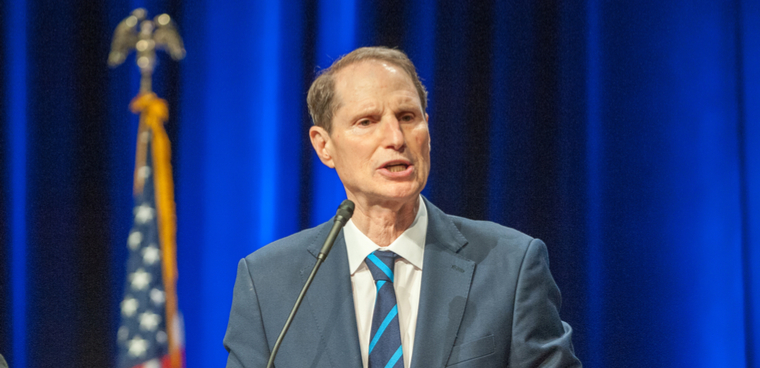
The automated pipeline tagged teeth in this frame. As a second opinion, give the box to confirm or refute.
[387,164,407,173]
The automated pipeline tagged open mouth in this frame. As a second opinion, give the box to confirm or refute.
[385,163,409,173]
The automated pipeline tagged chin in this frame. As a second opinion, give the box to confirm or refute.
[378,186,422,202]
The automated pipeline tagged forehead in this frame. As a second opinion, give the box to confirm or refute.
[333,60,418,103]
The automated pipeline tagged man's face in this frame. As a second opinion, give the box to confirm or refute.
[310,60,431,207]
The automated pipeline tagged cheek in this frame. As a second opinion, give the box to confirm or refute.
[335,146,373,173]
[413,129,431,154]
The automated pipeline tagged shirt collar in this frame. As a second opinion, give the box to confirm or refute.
[344,196,428,275]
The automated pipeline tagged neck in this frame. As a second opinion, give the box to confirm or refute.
[349,196,419,247]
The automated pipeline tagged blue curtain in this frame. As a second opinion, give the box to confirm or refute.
[2,0,759,367]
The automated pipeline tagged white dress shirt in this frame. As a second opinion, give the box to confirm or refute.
[344,197,427,368]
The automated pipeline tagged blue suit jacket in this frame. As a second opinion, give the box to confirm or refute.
[224,199,581,367]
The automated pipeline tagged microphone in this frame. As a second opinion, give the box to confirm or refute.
[266,199,355,368]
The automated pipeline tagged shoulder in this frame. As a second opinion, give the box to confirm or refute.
[231,221,336,303]
[423,197,536,253]
[241,221,331,271]
[449,215,535,247]
[422,197,541,263]
[450,215,541,261]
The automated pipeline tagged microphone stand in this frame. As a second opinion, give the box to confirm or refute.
[266,200,355,368]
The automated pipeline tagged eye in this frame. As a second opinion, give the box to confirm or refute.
[358,119,372,126]
[400,113,415,122]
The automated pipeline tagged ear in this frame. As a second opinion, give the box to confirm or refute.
[309,126,336,168]
[425,113,431,152]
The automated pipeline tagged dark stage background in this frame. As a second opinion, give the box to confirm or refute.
[2,0,759,367]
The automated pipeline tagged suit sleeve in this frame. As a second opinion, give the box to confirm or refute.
[509,239,582,368]
[224,258,271,368]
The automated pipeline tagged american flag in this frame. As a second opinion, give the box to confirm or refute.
[117,114,184,368]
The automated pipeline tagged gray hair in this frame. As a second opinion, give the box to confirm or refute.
[307,47,428,133]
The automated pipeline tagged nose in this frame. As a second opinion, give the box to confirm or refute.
[382,116,405,151]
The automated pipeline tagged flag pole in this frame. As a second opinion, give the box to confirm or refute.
[109,9,186,368]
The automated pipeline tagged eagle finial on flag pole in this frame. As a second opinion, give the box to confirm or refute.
[109,8,186,93]
[110,9,185,368]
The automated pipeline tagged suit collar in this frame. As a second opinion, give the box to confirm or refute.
[421,196,468,253]
[309,196,465,257]
[343,195,428,274]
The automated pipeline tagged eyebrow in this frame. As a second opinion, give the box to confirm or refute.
[394,101,424,114]
[342,96,422,120]
[344,103,382,121]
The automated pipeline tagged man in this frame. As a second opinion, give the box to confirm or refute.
[224,47,581,367]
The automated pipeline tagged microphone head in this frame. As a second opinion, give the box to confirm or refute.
[335,199,355,224]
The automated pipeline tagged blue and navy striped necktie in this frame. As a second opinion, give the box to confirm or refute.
[365,250,404,368]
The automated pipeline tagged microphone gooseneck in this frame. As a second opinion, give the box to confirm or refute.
[266,199,355,368]
[318,199,355,260]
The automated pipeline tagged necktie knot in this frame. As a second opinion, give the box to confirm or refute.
[365,250,398,283]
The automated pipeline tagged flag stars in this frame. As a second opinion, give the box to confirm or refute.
[130,268,152,290]
[156,330,167,344]
[134,204,155,224]
[121,297,139,317]
[127,335,149,357]
[138,166,152,179]
[150,288,165,305]
[128,231,143,250]
[118,326,130,342]
[139,311,161,331]
[142,245,160,265]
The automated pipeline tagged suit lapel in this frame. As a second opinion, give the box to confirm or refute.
[410,199,475,368]
[303,226,363,367]
[297,199,474,368]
